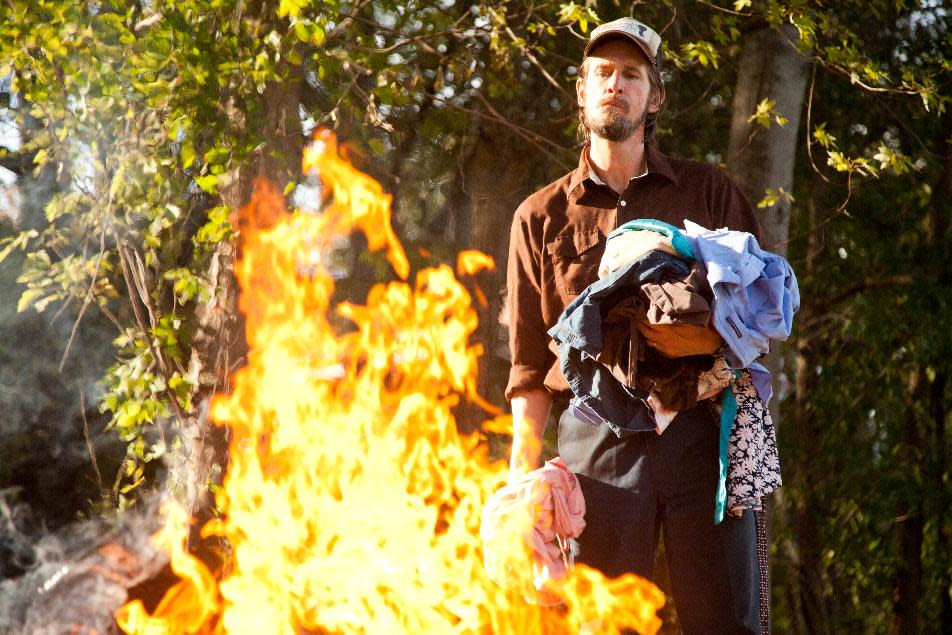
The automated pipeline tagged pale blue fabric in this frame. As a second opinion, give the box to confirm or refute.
[747,361,772,406]
[683,220,800,403]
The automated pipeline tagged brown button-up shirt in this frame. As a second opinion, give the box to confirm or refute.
[505,144,763,400]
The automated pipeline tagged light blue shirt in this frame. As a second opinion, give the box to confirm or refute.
[683,220,800,403]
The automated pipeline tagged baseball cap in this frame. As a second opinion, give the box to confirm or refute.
[583,18,662,68]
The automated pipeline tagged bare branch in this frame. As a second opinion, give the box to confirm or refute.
[822,274,914,313]
[431,90,577,172]
[489,8,572,99]
[59,224,109,372]
[805,63,834,185]
[692,0,753,17]
[323,0,376,49]
[116,239,186,432]
[80,391,104,493]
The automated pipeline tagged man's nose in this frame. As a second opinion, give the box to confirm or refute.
[606,71,624,92]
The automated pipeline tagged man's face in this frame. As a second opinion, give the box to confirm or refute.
[577,38,661,143]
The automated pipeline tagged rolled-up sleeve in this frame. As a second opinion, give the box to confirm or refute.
[505,205,555,400]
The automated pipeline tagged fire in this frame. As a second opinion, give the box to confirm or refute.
[115,130,665,634]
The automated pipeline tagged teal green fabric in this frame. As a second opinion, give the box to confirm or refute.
[608,218,696,260]
[714,379,739,525]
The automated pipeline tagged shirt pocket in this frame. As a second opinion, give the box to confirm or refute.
[546,228,604,295]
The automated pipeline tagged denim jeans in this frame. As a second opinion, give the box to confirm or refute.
[558,405,762,634]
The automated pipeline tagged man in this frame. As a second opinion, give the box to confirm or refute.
[506,17,765,634]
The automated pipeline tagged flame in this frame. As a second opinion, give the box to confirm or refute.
[456,250,496,277]
[114,503,221,634]
[117,130,664,634]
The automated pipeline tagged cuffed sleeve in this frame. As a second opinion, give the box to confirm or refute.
[506,204,556,400]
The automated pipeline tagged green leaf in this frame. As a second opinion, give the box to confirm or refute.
[17,287,45,313]
[287,46,302,66]
[556,3,600,33]
[312,25,325,47]
[681,41,720,70]
[757,187,795,209]
[813,124,836,149]
[0,229,38,264]
[32,148,49,169]
[195,174,219,193]
[748,98,786,128]
[278,0,306,18]
[181,140,196,169]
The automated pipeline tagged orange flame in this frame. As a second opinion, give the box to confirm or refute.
[114,503,221,633]
[456,250,496,277]
[116,130,664,634]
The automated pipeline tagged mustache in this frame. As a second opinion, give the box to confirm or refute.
[599,97,629,109]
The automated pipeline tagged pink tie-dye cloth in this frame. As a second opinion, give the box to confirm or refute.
[481,457,586,599]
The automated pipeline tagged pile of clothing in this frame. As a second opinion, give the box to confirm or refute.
[548,219,799,522]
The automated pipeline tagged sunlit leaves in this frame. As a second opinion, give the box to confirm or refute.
[813,122,836,149]
[749,97,788,128]
[194,205,233,246]
[278,0,308,19]
[681,41,720,69]
[812,122,917,179]
[556,2,600,33]
[164,267,208,304]
[757,186,795,209]
[194,174,219,193]
[871,144,915,175]
[827,150,874,175]
[181,140,196,169]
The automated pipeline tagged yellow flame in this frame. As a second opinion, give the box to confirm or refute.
[456,250,496,277]
[114,503,220,634]
[117,130,664,634]
[302,131,409,280]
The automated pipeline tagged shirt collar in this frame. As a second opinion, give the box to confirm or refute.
[645,143,679,185]
[569,144,679,195]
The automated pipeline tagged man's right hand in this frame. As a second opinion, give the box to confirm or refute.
[508,389,553,480]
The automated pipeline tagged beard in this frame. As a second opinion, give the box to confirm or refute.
[581,98,649,143]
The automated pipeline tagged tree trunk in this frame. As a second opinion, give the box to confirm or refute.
[449,116,538,433]
[935,370,952,635]
[927,111,952,635]
[175,56,303,548]
[726,24,807,257]
[725,22,808,423]
[892,368,928,635]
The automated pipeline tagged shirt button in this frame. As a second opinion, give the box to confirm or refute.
[620,200,627,207]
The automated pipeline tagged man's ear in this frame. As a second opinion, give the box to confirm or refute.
[648,85,665,114]
[576,76,585,108]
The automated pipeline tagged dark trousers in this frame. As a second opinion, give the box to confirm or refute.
[559,405,762,634]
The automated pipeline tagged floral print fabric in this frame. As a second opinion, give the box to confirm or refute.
[727,370,782,512]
